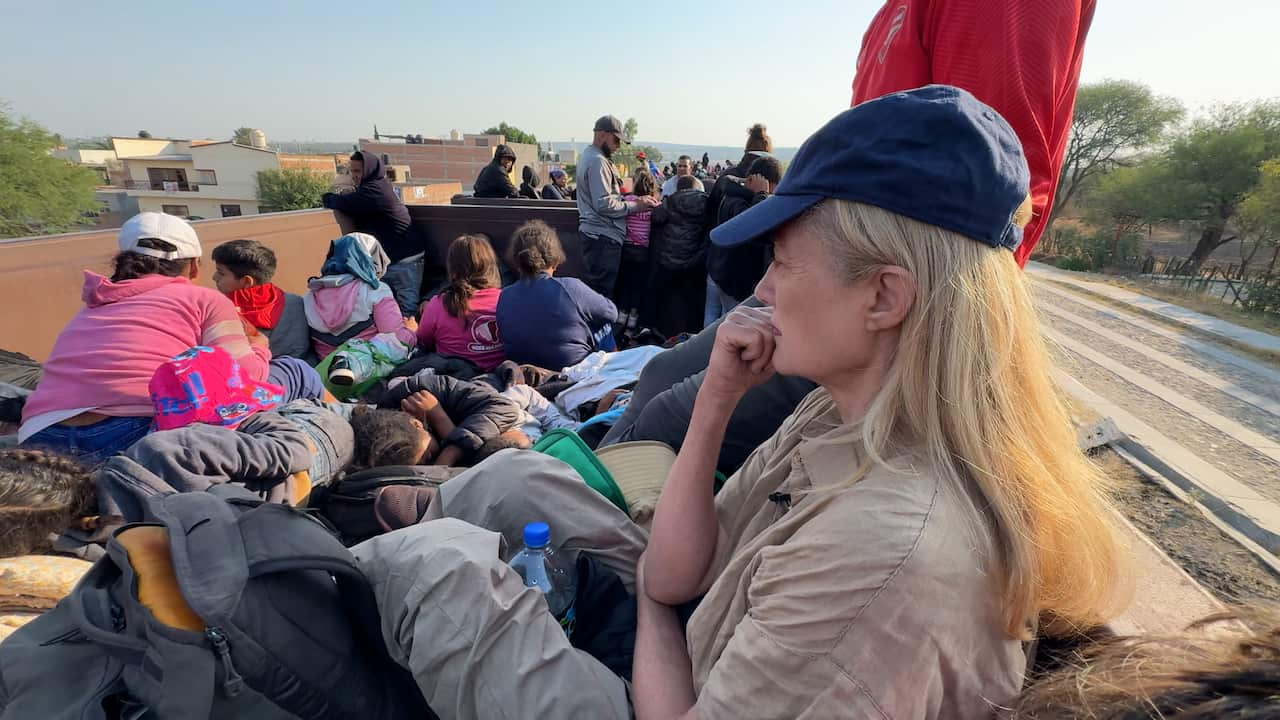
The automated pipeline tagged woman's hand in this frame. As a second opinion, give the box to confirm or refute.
[400,390,440,420]
[702,305,779,402]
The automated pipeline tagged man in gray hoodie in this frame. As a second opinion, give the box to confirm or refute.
[575,115,660,297]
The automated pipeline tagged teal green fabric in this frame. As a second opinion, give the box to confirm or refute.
[531,429,629,513]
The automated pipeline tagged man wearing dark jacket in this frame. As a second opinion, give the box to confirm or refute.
[705,155,781,310]
[649,175,709,335]
[322,151,421,318]
[473,145,520,199]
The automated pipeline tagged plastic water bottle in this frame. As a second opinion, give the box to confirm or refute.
[509,522,577,638]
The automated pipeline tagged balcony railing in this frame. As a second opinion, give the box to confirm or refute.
[124,180,201,192]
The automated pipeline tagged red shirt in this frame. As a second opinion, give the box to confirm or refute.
[851,0,1096,265]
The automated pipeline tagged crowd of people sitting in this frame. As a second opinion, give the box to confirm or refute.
[1,1,1277,714]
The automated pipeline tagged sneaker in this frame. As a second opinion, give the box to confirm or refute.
[328,354,356,386]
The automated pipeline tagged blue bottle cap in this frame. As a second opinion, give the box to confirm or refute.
[523,522,550,548]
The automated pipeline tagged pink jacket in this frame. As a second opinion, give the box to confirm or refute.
[305,279,416,359]
[21,272,271,434]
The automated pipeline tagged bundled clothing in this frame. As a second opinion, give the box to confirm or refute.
[497,273,618,371]
[556,346,665,420]
[228,283,311,359]
[21,272,270,451]
[650,187,711,335]
[417,287,505,371]
[519,166,542,199]
[500,384,576,442]
[375,371,521,463]
[304,233,416,360]
[473,145,520,199]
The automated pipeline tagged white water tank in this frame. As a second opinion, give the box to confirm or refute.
[249,128,267,149]
[450,129,461,141]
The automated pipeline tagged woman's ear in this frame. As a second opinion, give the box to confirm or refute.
[187,258,201,281]
[865,266,915,332]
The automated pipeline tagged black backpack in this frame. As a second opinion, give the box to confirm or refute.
[311,465,462,546]
[0,485,435,720]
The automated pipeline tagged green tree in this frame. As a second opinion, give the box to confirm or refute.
[482,122,537,146]
[255,168,330,213]
[1048,79,1183,237]
[1080,160,1170,265]
[1238,159,1280,274]
[1160,101,1280,268]
[0,107,102,238]
[233,127,255,145]
[137,130,152,138]
[608,118,662,173]
[76,137,112,150]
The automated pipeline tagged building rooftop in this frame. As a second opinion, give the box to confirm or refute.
[124,154,193,162]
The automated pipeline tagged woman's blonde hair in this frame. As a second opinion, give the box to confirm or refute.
[802,198,1127,638]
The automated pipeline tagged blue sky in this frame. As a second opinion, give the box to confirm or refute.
[3,0,1278,147]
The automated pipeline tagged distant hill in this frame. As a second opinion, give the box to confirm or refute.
[548,141,797,165]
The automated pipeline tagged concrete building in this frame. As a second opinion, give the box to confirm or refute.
[114,137,279,219]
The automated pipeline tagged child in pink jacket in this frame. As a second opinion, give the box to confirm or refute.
[304,233,416,392]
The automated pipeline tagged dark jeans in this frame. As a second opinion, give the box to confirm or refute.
[25,415,152,466]
[268,357,325,402]
[384,253,425,317]
[581,233,623,300]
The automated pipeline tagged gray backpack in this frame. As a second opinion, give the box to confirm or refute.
[0,484,434,720]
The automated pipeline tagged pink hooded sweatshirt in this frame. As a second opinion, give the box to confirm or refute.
[304,277,416,359]
[20,271,271,440]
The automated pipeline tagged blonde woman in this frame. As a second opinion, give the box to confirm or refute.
[636,85,1128,719]
[346,87,1127,720]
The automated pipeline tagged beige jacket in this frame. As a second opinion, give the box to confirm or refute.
[687,389,1025,719]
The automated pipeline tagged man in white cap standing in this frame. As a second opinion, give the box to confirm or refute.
[575,115,660,298]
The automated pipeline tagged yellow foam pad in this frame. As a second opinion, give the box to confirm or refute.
[115,527,204,631]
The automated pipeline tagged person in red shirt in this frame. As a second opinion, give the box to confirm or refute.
[851,0,1096,266]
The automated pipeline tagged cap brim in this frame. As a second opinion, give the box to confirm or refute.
[709,193,824,247]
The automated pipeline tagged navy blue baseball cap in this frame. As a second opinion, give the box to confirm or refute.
[710,85,1030,251]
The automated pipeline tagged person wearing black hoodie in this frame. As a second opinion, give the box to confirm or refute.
[648,175,709,336]
[473,145,520,199]
[703,124,775,323]
[322,151,421,318]
[706,154,781,310]
[519,165,542,199]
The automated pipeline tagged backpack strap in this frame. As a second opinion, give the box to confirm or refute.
[147,492,251,621]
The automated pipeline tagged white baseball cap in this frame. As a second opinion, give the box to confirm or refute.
[117,212,202,260]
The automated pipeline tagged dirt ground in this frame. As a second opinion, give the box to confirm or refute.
[1094,449,1280,604]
